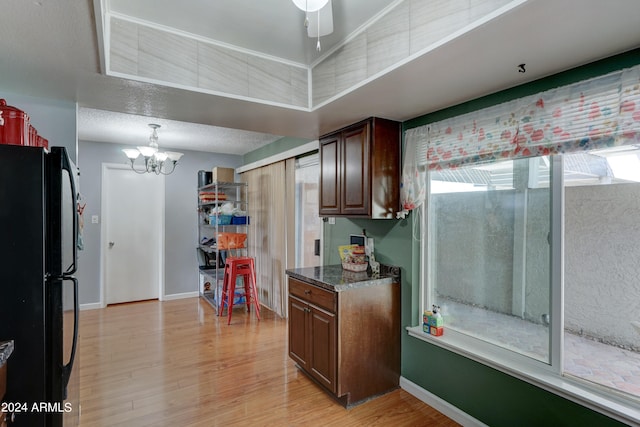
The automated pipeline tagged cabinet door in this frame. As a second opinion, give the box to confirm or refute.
[288,296,309,370]
[341,122,370,216]
[309,305,336,393]
[319,134,341,216]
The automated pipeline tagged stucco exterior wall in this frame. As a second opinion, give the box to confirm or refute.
[432,188,551,320]
[565,183,640,350]
[432,183,640,349]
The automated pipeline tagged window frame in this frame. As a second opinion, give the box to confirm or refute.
[408,155,640,425]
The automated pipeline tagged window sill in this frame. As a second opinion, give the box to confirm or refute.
[406,325,640,425]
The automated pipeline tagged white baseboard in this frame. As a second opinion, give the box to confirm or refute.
[400,377,487,427]
[80,302,103,311]
[162,291,198,301]
[80,293,197,309]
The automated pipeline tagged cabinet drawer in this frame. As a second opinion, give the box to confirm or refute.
[289,278,336,313]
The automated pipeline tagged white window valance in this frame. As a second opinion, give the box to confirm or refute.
[408,64,640,171]
[399,126,428,215]
[399,64,640,214]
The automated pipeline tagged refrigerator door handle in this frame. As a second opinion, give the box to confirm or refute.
[61,152,78,276]
[61,276,79,400]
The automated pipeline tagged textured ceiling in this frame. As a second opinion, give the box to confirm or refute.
[78,108,282,155]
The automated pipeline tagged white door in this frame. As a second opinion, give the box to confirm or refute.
[102,165,164,305]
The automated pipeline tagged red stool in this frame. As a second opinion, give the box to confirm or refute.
[218,256,260,324]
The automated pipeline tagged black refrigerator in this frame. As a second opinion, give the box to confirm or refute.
[0,144,80,426]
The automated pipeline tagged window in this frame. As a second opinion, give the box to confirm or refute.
[563,148,640,397]
[405,64,640,422]
[413,147,640,422]
[426,157,552,363]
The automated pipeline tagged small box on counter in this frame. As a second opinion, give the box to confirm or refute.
[212,167,235,183]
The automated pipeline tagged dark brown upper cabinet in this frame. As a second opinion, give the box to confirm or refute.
[319,117,400,219]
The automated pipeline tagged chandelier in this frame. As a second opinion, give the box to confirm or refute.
[291,0,332,51]
[122,124,183,175]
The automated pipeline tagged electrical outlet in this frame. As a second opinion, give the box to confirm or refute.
[328,217,335,225]
[91,215,99,224]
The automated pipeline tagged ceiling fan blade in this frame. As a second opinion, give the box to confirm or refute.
[307,1,333,37]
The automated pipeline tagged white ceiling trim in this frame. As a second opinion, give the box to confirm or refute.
[101,0,531,117]
[312,0,528,111]
[92,0,107,74]
[309,0,406,69]
[236,140,319,174]
[106,68,312,113]
[102,7,314,112]
[107,11,309,69]
[98,0,413,115]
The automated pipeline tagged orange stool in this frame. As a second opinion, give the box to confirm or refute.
[218,256,260,324]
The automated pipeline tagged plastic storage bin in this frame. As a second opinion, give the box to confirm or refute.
[210,214,232,225]
[231,216,249,225]
[217,232,247,250]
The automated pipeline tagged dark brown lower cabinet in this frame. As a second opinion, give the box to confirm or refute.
[289,295,337,392]
[288,276,399,406]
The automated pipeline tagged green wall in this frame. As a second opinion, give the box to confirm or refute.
[244,48,640,425]
[326,49,640,426]
[243,136,311,165]
[403,338,620,426]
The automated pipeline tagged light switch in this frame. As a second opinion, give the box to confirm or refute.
[91,215,99,224]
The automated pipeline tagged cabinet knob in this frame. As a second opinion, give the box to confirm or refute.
[304,289,311,295]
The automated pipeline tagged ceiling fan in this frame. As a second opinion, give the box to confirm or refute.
[291,0,334,50]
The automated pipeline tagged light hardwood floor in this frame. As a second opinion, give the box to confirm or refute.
[78,298,459,426]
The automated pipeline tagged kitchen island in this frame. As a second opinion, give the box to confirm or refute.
[285,265,400,407]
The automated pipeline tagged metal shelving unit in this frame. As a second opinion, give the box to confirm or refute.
[197,180,249,311]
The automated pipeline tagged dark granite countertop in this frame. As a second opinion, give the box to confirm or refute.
[0,340,14,366]
[286,264,400,292]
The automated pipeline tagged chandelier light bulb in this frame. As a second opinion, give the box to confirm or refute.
[122,148,140,160]
[155,152,168,162]
[122,123,183,175]
[165,151,184,162]
[137,145,157,158]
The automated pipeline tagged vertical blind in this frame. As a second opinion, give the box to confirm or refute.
[241,161,288,317]
[400,64,640,213]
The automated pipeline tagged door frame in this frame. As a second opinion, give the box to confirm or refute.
[99,163,165,307]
